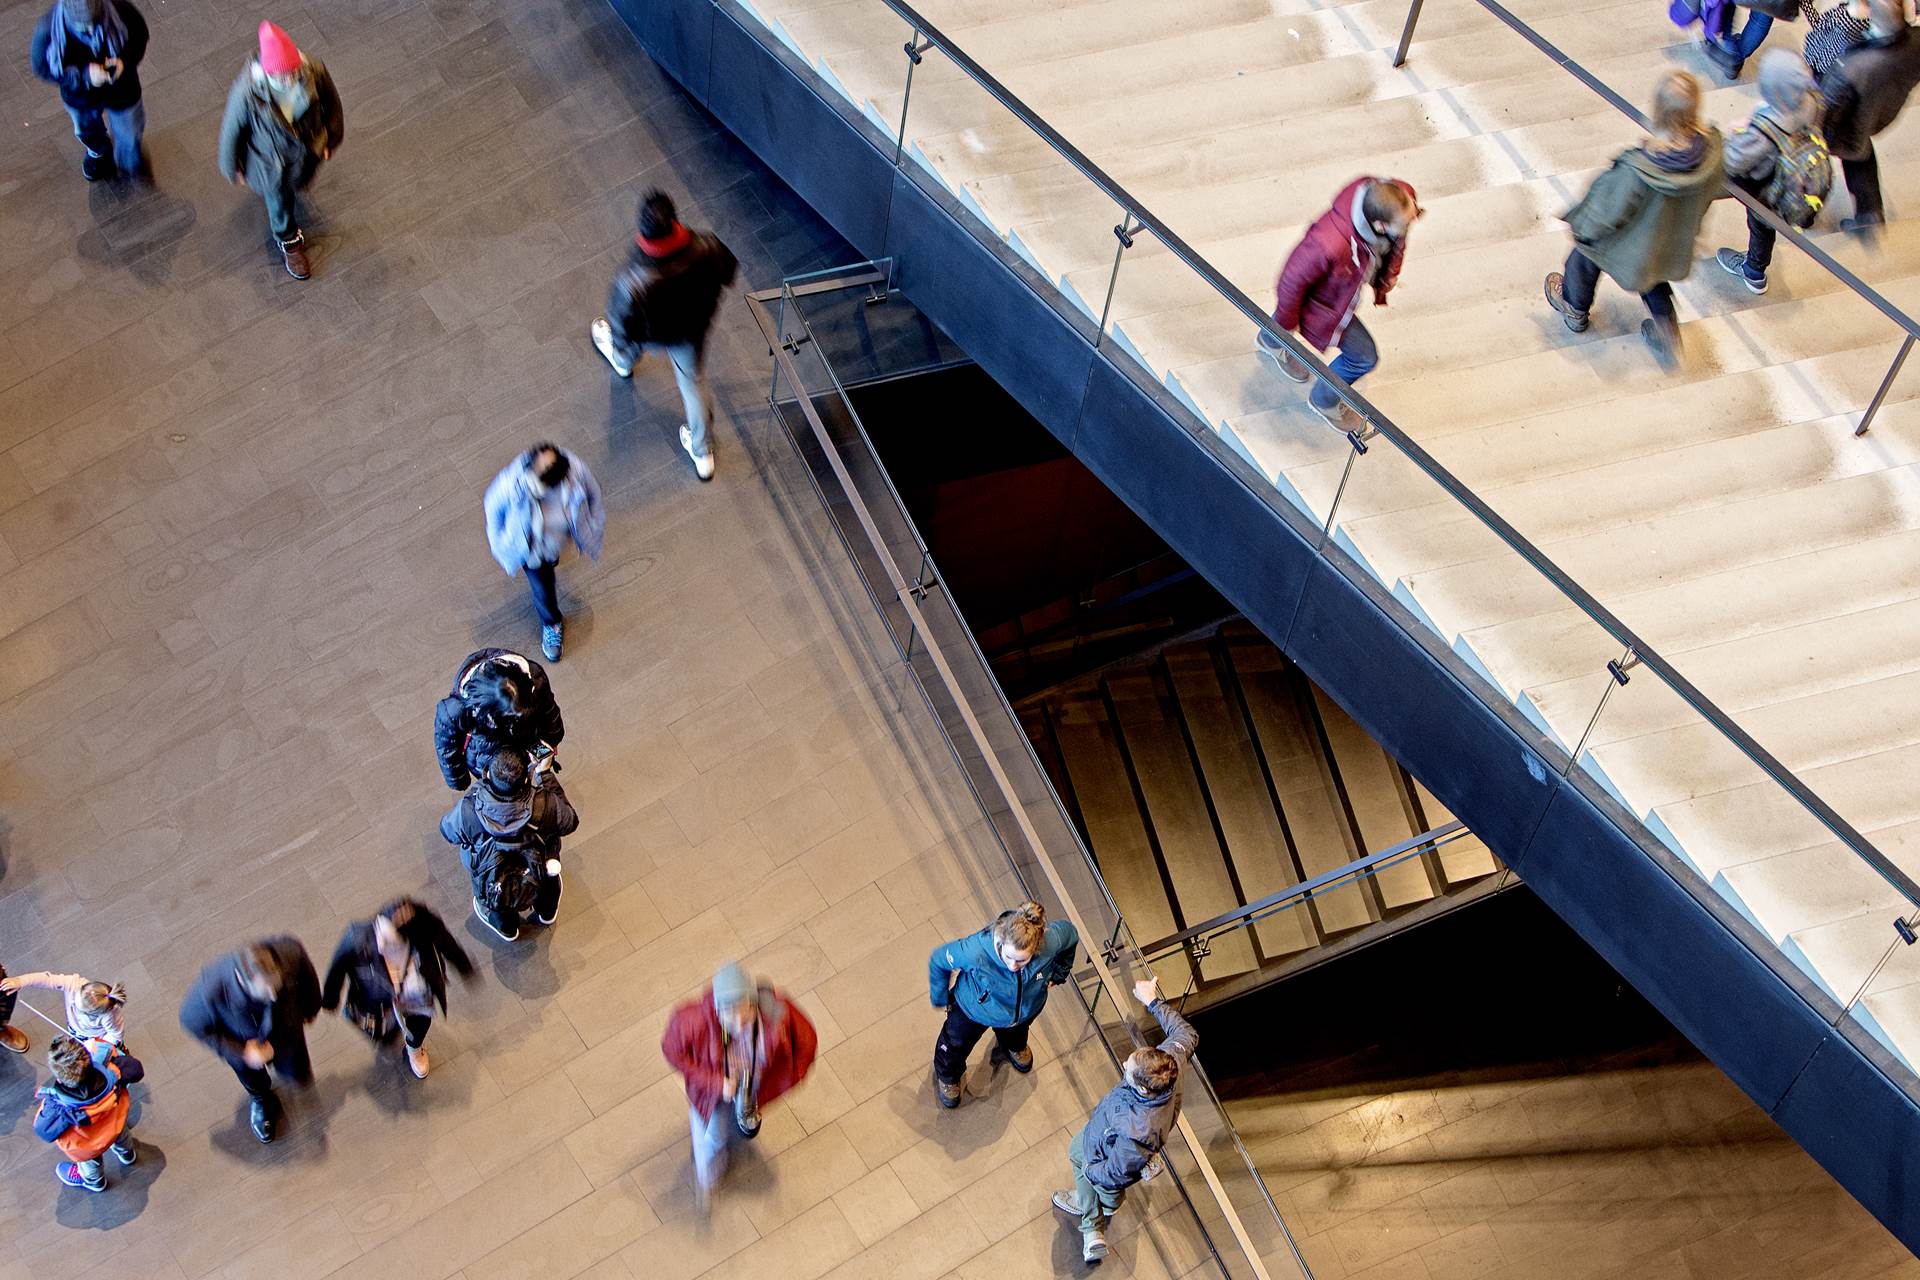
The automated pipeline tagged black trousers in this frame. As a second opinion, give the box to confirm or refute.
[1732,174,1778,273]
[932,1002,1032,1084]
[1562,247,1676,323]
[0,973,15,1028]
[231,1034,314,1100]
[1843,147,1883,222]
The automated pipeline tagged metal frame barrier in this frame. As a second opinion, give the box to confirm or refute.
[746,268,1313,1280]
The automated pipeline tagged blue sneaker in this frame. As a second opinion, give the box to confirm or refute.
[1716,248,1767,295]
[56,1163,105,1193]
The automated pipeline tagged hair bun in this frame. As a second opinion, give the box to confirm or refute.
[1017,901,1045,923]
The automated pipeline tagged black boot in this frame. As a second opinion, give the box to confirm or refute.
[1703,38,1744,80]
[81,149,115,181]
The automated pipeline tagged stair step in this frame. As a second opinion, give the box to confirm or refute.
[1310,686,1438,909]
[1106,671,1259,979]
[1050,692,1189,988]
[1164,643,1317,961]
[1225,636,1378,933]
[1408,782,1500,885]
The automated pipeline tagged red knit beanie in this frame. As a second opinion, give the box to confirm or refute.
[258,21,301,76]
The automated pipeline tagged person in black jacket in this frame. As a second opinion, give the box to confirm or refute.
[590,190,739,481]
[30,0,148,181]
[322,898,475,1081]
[440,747,579,943]
[1819,0,1920,232]
[432,648,565,792]
[178,937,320,1143]
[216,21,343,280]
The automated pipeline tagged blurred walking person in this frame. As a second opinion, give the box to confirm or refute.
[483,442,603,662]
[1255,177,1421,433]
[31,0,148,181]
[662,962,816,1208]
[218,20,343,279]
[1818,0,1920,234]
[322,898,475,1080]
[1546,71,1724,368]
[590,191,739,481]
[1716,50,1831,292]
[179,937,321,1143]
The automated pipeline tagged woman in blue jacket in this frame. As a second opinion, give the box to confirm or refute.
[928,902,1078,1108]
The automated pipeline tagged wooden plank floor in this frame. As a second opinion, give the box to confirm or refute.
[738,0,1920,1070]
[0,2,1225,1278]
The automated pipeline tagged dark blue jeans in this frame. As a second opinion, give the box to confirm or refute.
[1562,248,1677,323]
[66,100,144,173]
[1716,8,1774,55]
[526,561,562,626]
[1308,316,1379,410]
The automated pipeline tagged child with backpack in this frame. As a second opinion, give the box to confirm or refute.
[34,1034,141,1192]
[439,745,578,942]
[1717,50,1832,292]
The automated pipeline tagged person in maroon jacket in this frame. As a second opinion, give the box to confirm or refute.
[1256,177,1421,432]
[661,962,817,1207]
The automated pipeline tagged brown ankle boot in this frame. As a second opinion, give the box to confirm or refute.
[279,232,311,280]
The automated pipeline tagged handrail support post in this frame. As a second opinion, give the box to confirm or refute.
[1096,214,1144,345]
[1564,645,1637,777]
[1393,0,1426,67]
[1858,333,1915,437]
[894,33,934,167]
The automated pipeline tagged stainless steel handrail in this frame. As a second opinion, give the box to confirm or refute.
[1138,822,1469,957]
[865,0,1920,911]
[747,279,1310,1280]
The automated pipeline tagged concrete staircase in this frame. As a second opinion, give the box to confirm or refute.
[1025,620,1500,1001]
[733,0,1920,1074]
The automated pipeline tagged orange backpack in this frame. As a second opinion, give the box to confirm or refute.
[39,1055,130,1161]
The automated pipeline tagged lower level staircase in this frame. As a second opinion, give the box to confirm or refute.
[1024,619,1502,1004]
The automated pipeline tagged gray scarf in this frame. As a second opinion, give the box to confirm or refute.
[44,0,125,80]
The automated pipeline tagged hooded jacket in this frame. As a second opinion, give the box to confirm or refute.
[1726,53,1823,181]
[1078,999,1199,1191]
[1271,177,1417,350]
[33,1040,142,1159]
[607,232,739,352]
[483,449,604,574]
[439,775,576,867]
[178,937,321,1073]
[432,648,566,791]
[217,58,344,194]
[321,904,475,1031]
[1564,129,1724,294]
[1820,24,1920,159]
[662,982,817,1122]
[928,918,1078,1028]
[30,0,147,112]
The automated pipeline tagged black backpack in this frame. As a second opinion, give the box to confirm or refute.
[1752,116,1833,230]
[472,824,544,915]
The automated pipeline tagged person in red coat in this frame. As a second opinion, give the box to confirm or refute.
[1256,177,1421,432]
[661,962,817,1204]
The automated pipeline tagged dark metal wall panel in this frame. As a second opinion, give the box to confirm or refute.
[1773,1035,1920,1248]
[880,170,1098,445]
[701,10,894,257]
[604,0,713,97]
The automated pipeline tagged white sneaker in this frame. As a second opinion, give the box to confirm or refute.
[1051,1189,1084,1216]
[591,317,633,377]
[1082,1230,1108,1264]
[680,424,714,481]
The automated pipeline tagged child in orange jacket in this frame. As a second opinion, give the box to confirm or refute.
[34,1035,141,1192]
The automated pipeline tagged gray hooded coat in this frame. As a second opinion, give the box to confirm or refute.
[1077,998,1199,1191]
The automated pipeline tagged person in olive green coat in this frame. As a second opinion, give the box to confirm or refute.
[1544,71,1724,369]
